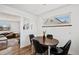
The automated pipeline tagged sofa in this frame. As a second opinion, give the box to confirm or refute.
[0,32,20,54]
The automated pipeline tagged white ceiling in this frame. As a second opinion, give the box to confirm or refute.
[5,4,67,16]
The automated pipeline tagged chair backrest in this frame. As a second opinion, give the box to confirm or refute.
[33,39,44,53]
[63,40,71,54]
[29,34,35,44]
[47,34,53,39]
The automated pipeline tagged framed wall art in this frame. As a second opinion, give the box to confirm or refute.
[42,12,72,27]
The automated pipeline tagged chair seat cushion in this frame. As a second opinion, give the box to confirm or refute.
[56,47,63,53]
[50,47,63,55]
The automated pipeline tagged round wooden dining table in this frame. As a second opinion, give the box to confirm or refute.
[34,36,59,55]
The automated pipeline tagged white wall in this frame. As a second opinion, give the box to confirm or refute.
[0,13,20,33]
[20,16,37,48]
[0,5,37,48]
[36,5,79,55]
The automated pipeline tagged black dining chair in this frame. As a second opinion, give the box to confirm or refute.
[47,34,53,39]
[29,34,35,45]
[33,39,48,55]
[50,40,71,55]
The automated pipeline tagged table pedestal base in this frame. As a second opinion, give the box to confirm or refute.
[48,46,51,55]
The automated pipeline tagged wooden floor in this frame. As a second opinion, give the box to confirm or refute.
[19,45,33,55]
[0,45,71,55]
[0,45,34,55]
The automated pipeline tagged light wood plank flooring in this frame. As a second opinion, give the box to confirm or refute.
[0,45,33,55]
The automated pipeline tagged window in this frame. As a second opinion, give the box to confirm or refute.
[0,20,10,31]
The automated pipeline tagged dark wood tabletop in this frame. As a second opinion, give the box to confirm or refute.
[35,36,59,46]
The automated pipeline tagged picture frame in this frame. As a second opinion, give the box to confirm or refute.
[42,12,72,27]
